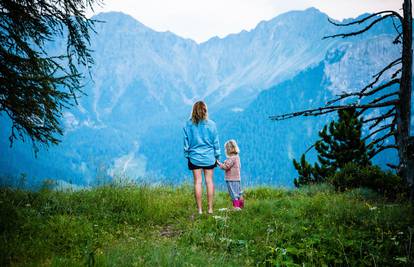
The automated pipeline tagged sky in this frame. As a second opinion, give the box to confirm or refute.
[88,0,402,43]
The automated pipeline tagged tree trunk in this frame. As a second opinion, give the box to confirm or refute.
[408,137,414,197]
[397,0,413,198]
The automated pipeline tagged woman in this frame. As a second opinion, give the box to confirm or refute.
[183,101,220,214]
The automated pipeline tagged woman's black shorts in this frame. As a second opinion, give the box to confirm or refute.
[188,159,217,170]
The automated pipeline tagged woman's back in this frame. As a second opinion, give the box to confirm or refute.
[183,119,220,166]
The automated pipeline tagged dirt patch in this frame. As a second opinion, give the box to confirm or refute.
[159,225,182,238]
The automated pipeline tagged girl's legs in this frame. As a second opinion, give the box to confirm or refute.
[204,169,214,214]
[192,169,203,214]
[238,183,244,208]
[227,181,243,209]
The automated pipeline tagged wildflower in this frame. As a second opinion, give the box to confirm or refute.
[218,208,228,212]
[213,215,225,220]
[369,206,378,211]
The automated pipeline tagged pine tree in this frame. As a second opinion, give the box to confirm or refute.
[293,154,313,187]
[293,108,373,187]
[0,0,101,151]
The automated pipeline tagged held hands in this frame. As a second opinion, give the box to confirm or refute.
[216,159,222,166]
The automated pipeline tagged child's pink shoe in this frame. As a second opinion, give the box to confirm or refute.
[239,199,244,208]
[232,199,240,208]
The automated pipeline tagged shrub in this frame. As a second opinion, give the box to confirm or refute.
[330,163,407,199]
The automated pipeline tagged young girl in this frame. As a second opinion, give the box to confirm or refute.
[217,140,244,210]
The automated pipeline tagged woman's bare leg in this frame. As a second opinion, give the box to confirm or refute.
[192,169,203,214]
[204,169,214,214]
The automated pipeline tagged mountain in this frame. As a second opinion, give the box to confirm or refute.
[0,8,403,188]
[218,37,401,186]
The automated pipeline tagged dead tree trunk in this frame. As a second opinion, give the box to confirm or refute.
[398,0,413,196]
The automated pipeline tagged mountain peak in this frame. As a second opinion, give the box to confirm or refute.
[270,6,328,22]
[92,11,150,31]
[202,7,328,45]
[304,7,322,13]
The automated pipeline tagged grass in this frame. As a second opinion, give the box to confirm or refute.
[0,183,413,266]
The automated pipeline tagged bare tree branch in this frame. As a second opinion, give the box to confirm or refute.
[367,131,395,148]
[392,68,402,78]
[327,79,400,106]
[372,58,402,80]
[357,91,400,117]
[328,11,403,27]
[369,91,399,105]
[324,14,399,39]
[363,123,395,141]
[359,78,400,97]
[394,32,403,44]
[362,107,396,124]
[369,145,398,159]
[386,163,399,169]
[270,100,399,121]
[392,16,403,35]
[304,144,315,154]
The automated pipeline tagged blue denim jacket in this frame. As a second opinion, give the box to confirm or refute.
[183,119,221,166]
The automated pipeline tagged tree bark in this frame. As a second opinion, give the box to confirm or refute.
[408,137,414,198]
[397,0,413,197]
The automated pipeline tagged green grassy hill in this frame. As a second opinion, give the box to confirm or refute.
[1,184,413,266]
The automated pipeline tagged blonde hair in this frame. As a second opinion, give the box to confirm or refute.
[191,101,208,124]
[225,139,240,157]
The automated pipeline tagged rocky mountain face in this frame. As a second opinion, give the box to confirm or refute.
[0,8,403,187]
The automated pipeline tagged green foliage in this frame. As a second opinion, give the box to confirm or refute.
[0,0,100,149]
[1,184,413,266]
[293,155,311,187]
[331,162,407,199]
[316,108,372,169]
[293,154,335,188]
[293,108,374,187]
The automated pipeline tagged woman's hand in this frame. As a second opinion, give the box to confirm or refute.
[216,159,221,165]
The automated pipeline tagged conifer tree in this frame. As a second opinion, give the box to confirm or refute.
[293,154,318,187]
[293,108,373,187]
[0,0,101,151]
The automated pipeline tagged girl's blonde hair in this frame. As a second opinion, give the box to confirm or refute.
[191,101,208,124]
[225,139,240,157]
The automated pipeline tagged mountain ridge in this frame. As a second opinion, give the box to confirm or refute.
[0,8,402,187]
[93,7,330,45]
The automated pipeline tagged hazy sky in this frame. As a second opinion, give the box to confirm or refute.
[88,0,402,43]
